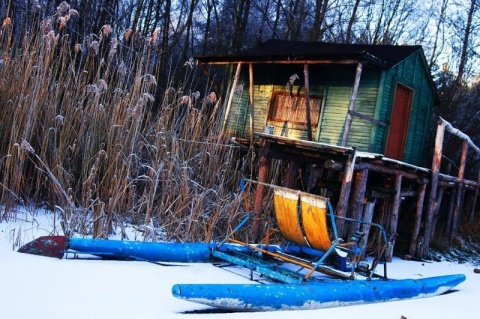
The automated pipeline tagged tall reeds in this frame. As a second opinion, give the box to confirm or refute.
[0,10,248,242]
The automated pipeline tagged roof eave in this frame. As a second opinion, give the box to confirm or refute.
[195,54,389,68]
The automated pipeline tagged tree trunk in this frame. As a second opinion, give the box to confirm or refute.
[346,0,361,43]
[428,0,448,69]
[152,0,172,112]
[456,0,476,85]
[181,0,200,63]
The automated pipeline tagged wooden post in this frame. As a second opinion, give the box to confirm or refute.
[335,148,357,238]
[359,200,376,249]
[431,186,445,241]
[422,120,445,258]
[283,161,299,189]
[444,187,456,237]
[307,164,322,192]
[449,140,468,243]
[222,62,242,134]
[409,181,426,258]
[303,64,313,141]
[469,170,480,223]
[342,63,363,146]
[252,150,270,241]
[385,174,403,262]
[348,168,368,238]
[248,63,255,142]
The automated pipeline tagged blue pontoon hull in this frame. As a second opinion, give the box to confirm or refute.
[18,236,321,262]
[172,274,466,311]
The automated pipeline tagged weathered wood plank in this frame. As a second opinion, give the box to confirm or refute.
[342,63,363,146]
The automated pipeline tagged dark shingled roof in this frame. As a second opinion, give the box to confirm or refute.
[196,39,423,68]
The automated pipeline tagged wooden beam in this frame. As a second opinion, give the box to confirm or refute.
[249,63,254,142]
[438,173,480,188]
[355,162,420,180]
[304,64,313,141]
[342,63,363,146]
[199,59,368,66]
[349,109,388,127]
[441,117,480,154]
[222,62,242,134]
[422,120,445,258]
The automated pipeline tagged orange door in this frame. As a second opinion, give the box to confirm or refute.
[385,84,413,160]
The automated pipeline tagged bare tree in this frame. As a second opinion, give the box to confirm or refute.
[345,0,361,43]
[456,0,477,85]
[426,0,449,70]
[309,0,330,41]
[230,0,252,53]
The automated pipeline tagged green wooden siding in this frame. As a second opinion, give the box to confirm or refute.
[318,85,350,145]
[373,51,435,165]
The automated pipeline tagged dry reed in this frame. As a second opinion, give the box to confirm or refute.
[0,11,252,243]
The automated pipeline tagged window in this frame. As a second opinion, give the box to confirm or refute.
[269,92,322,126]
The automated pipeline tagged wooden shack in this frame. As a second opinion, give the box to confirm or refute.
[196,40,479,260]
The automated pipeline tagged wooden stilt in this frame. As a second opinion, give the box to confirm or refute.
[422,120,445,258]
[444,187,456,237]
[252,151,270,241]
[283,161,299,189]
[307,164,322,192]
[386,174,402,262]
[222,62,242,134]
[248,63,255,142]
[469,170,480,223]
[409,181,426,258]
[359,200,376,249]
[431,186,445,242]
[348,168,368,238]
[335,148,357,238]
[303,64,313,141]
[449,140,468,243]
[342,63,363,146]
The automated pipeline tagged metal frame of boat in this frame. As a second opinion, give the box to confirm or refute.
[17,179,467,312]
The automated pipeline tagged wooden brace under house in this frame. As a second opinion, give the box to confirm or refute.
[196,40,480,260]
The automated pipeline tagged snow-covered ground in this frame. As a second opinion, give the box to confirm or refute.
[1,209,479,319]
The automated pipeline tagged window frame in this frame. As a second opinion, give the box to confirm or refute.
[268,91,322,127]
